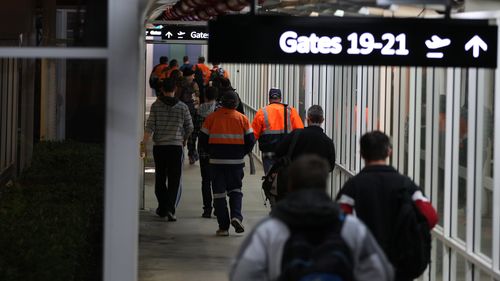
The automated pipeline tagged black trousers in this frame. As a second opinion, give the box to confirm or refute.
[199,156,212,211]
[153,145,183,215]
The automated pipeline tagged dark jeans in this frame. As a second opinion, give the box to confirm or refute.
[200,156,212,211]
[211,165,244,230]
[153,145,183,215]
[187,104,199,159]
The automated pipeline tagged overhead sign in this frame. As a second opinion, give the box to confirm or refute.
[146,29,163,36]
[162,25,209,41]
[208,15,497,68]
[377,0,447,4]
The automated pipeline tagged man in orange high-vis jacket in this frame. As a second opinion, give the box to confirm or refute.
[161,59,179,80]
[193,56,211,86]
[199,91,255,236]
[252,88,304,174]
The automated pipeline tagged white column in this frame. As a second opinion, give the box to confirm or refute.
[104,1,141,281]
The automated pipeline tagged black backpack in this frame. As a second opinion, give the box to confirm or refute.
[390,179,432,279]
[278,216,354,281]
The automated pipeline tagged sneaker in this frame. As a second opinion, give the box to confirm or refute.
[166,212,177,222]
[202,210,211,218]
[231,218,245,233]
[216,229,229,236]
[189,155,197,165]
[155,208,166,218]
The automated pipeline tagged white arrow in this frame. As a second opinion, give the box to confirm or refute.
[465,35,488,58]
[165,31,173,38]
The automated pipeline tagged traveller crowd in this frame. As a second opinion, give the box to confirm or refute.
[142,55,438,281]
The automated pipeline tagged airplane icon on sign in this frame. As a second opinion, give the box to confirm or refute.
[177,31,186,38]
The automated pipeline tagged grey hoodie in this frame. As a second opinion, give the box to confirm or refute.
[229,190,394,281]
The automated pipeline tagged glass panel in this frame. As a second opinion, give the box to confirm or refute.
[0,1,107,47]
[479,70,494,258]
[0,58,105,280]
[420,68,427,191]
[455,253,467,281]
[433,239,444,281]
[478,269,492,281]
[456,68,468,241]
[437,69,447,223]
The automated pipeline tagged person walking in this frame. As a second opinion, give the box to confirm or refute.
[179,68,200,164]
[179,55,193,72]
[142,78,194,221]
[199,91,255,236]
[197,86,218,218]
[230,155,394,281]
[149,56,168,96]
[252,88,304,174]
[336,131,438,281]
[193,56,211,99]
[272,105,335,200]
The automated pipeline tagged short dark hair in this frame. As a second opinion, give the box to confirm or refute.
[160,56,168,64]
[169,59,178,68]
[198,56,205,63]
[288,155,329,192]
[205,86,218,101]
[183,56,189,63]
[360,131,392,161]
[307,105,324,124]
[162,78,176,93]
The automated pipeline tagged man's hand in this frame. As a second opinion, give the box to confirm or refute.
[183,139,188,147]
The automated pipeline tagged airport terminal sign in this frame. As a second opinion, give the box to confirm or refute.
[162,25,209,41]
[208,15,498,68]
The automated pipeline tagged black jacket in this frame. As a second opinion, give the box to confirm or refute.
[336,165,419,264]
[274,126,336,171]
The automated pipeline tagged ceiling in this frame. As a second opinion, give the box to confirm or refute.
[144,0,465,22]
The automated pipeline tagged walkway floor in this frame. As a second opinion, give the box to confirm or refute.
[139,155,269,281]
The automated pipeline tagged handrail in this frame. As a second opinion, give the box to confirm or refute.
[335,163,356,177]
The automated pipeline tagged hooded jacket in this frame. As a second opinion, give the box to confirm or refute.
[145,96,194,146]
[229,189,394,281]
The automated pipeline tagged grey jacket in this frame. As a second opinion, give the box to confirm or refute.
[145,96,194,146]
[229,190,394,281]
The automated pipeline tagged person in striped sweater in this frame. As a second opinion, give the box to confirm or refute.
[142,78,194,222]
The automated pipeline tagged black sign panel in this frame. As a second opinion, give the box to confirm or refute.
[146,29,163,37]
[208,15,498,68]
[162,25,209,41]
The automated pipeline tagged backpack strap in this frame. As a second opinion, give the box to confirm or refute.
[286,130,301,161]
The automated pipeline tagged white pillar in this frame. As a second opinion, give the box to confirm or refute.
[104,1,142,281]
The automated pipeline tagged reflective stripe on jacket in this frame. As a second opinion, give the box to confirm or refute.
[199,108,255,166]
[251,103,304,153]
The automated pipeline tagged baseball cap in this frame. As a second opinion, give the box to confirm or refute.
[269,88,282,99]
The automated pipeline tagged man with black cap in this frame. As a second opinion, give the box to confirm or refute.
[199,91,256,236]
[180,68,200,164]
[252,88,304,174]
